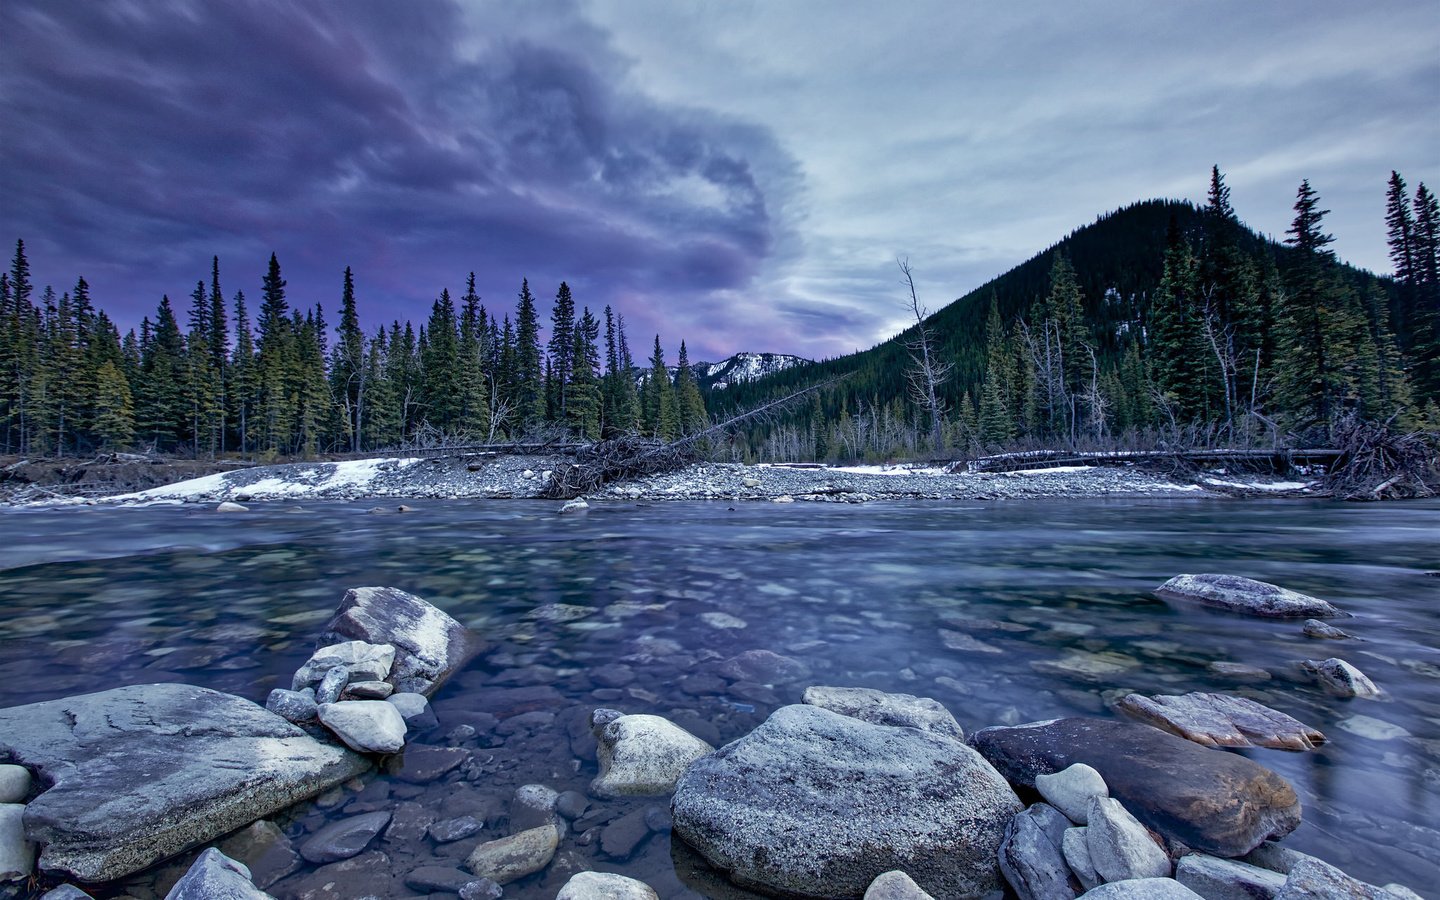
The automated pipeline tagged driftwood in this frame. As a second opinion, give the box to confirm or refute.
[1323,419,1438,501]
[964,448,1340,475]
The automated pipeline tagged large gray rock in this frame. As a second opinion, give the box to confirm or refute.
[970,717,1300,858]
[998,803,1077,900]
[865,870,937,899]
[1175,853,1287,899]
[0,766,29,804]
[317,700,407,754]
[1036,764,1108,825]
[164,847,273,900]
[1086,797,1171,882]
[1155,575,1347,619]
[1299,659,1380,698]
[0,803,33,883]
[0,684,369,883]
[1078,879,1205,899]
[556,871,660,899]
[591,713,712,798]
[802,686,966,740]
[1273,857,1412,899]
[465,823,559,885]
[316,586,483,696]
[672,704,1022,898]
[1115,693,1326,751]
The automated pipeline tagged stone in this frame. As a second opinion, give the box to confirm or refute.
[385,692,437,729]
[314,666,350,705]
[555,790,589,820]
[459,877,505,900]
[864,870,937,899]
[0,684,368,883]
[600,807,655,860]
[299,811,392,864]
[383,801,433,845]
[1062,828,1100,891]
[1155,574,1347,618]
[510,783,559,832]
[1274,857,1399,899]
[1302,619,1353,640]
[672,704,1021,898]
[163,848,271,900]
[342,681,393,700]
[559,498,590,514]
[802,685,966,740]
[405,865,478,893]
[1334,715,1410,741]
[0,766,30,804]
[430,816,483,843]
[390,745,468,783]
[0,803,33,882]
[465,823,559,885]
[40,887,93,899]
[1300,658,1380,698]
[1207,662,1272,681]
[1086,797,1171,882]
[317,700,408,754]
[699,612,747,629]
[590,713,713,798]
[316,586,483,696]
[940,630,1004,654]
[556,871,660,900]
[998,803,1078,900]
[265,688,317,724]
[1116,692,1326,751]
[715,649,810,683]
[215,819,301,889]
[970,717,1300,857]
[1077,879,1205,899]
[1036,764,1108,825]
[1175,853,1287,900]
[215,501,248,513]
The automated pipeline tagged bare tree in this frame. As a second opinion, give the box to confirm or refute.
[899,259,952,455]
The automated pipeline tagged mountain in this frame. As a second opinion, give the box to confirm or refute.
[699,352,811,390]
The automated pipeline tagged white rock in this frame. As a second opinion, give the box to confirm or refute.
[0,802,34,882]
[1300,658,1380,698]
[559,498,590,514]
[1063,827,1100,891]
[864,870,936,899]
[317,701,408,754]
[164,847,271,899]
[699,612,747,630]
[1078,878,1204,899]
[556,871,660,899]
[1036,763,1109,824]
[1335,715,1411,741]
[1175,853,1286,900]
[216,501,249,513]
[1086,796,1171,882]
[0,765,30,804]
[591,713,713,798]
[385,692,432,722]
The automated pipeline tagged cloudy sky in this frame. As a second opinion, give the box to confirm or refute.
[2,1,1436,362]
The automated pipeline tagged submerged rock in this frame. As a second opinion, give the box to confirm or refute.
[215,819,301,889]
[316,586,483,696]
[1154,574,1347,618]
[1302,619,1354,640]
[591,713,713,798]
[299,811,391,864]
[1300,658,1381,698]
[970,717,1300,857]
[164,848,272,900]
[465,823,559,885]
[0,684,368,883]
[1115,692,1326,751]
[802,685,966,740]
[672,703,1021,898]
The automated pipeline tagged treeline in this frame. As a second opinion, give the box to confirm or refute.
[718,169,1440,462]
[0,249,709,457]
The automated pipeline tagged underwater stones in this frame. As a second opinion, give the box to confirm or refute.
[970,717,1300,857]
[1115,692,1326,751]
[1036,764,1109,825]
[317,700,407,754]
[298,811,392,864]
[389,745,468,783]
[0,684,368,883]
[699,612,747,630]
[715,649,811,683]
[316,586,483,696]
[1300,658,1381,698]
[464,824,559,885]
[1334,715,1410,741]
[802,685,966,741]
[940,629,1004,654]
[1155,574,1347,619]
[215,820,301,890]
[1302,619,1354,640]
[672,704,1021,898]
[590,713,712,798]
[163,848,272,900]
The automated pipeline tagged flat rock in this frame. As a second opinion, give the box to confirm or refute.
[600,807,655,860]
[1087,796,1171,882]
[556,871,660,899]
[940,630,1004,654]
[997,803,1077,900]
[316,586,483,696]
[0,803,33,882]
[1115,692,1325,751]
[0,766,30,804]
[864,870,937,899]
[1062,828,1099,891]
[405,864,479,893]
[672,703,1021,898]
[1302,619,1353,640]
[317,701,407,754]
[299,811,391,864]
[1077,879,1204,899]
[0,684,369,883]
[1175,853,1286,900]
[803,685,966,740]
[1274,857,1403,899]
[389,745,468,783]
[1300,658,1380,698]
[591,713,712,798]
[714,649,811,683]
[465,823,559,885]
[1155,575,1347,618]
[216,820,301,889]
[429,816,483,843]
[1036,764,1108,825]
[164,847,271,900]
[970,717,1300,857]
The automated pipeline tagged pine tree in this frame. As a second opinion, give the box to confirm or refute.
[1148,219,1209,423]
[207,257,228,451]
[3,240,39,451]
[513,279,544,428]
[642,336,678,439]
[254,254,294,453]
[137,295,187,450]
[331,266,365,451]
[184,278,222,455]
[458,273,490,438]
[1276,181,1353,425]
[673,340,706,435]
[92,360,135,449]
[978,298,1014,444]
[566,307,602,438]
[420,288,461,431]
[1411,182,1440,396]
[229,291,258,455]
[546,281,576,420]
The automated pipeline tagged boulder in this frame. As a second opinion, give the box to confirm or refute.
[591,713,713,798]
[465,823,559,885]
[1299,658,1380,698]
[672,704,1021,898]
[0,803,33,883]
[970,717,1300,857]
[1154,575,1347,618]
[1175,853,1286,900]
[299,811,391,864]
[317,701,407,754]
[864,870,937,899]
[1086,796,1171,882]
[1274,857,1405,899]
[1115,692,1325,751]
[1301,619,1353,640]
[0,684,369,883]
[0,766,30,804]
[1077,879,1204,899]
[163,848,272,900]
[1036,764,1108,825]
[802,686,966,740]
[997,803,1077,900]
[316,586,483,696]
[556,871,659,899]
[264,688,317,724]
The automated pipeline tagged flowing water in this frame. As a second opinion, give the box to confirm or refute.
[2,498,1438,897]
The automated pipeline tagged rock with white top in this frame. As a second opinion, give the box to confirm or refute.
[215,501,249,513]
[555,871,660,899]
[1175,853,1286,900]
[1155,574,1347,619]
[591,713,713,798]
[0,765,29,804]
[292,640,396,692]
[864,870,937,899]
[164,848,273,899]
[1086,797,1171,883]
[1299,658,1380,698]
[316,587,483,696]
[1036,763,1108,825]
[317,700,407,754]
[559,498,590,514]
[803,685,966,741]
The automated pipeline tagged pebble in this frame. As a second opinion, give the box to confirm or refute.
[0,765,30,804]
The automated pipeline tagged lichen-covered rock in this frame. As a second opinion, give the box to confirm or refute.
[1036,764,1108,825]
[464,824,559,885]
[556,871,660,899]
[1154,574,1347,618]
[316,586,483,696]
[672,704,1021,898]
[590,713,712,798]
[163,848,273,900]
[1299,658,1381,698]
[1115,692,1325,751]
[802,685,966,740]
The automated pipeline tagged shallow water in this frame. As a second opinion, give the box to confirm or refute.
[2,498,1438,896]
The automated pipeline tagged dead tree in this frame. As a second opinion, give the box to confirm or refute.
[1324,416,1438,501]
[899,259,952,455]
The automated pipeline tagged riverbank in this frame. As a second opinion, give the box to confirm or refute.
[7,454,1320,507]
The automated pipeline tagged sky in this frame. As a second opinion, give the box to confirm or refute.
[2,1,1437,363]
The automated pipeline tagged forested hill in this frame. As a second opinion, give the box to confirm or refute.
[712,175,1439,463]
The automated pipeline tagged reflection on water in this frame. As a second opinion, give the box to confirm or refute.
[1,498,1438,895]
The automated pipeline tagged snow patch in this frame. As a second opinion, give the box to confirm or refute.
[1002,465,1096,475]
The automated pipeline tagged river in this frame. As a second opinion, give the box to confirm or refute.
[2,498,1437,896]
